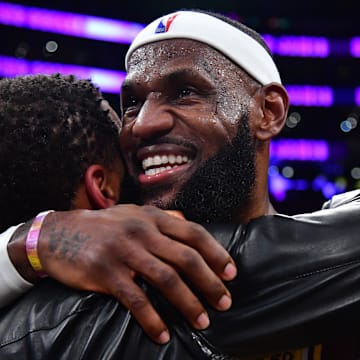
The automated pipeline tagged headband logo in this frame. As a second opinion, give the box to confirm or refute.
[155,14,179,34]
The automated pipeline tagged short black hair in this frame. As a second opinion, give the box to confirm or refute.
[0,74,122,231]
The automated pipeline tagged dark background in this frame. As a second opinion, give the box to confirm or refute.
[1,0,360,214]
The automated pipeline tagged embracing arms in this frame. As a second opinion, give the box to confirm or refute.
[4,204,236,343]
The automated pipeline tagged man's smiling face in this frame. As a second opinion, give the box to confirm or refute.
[120,39,259,218]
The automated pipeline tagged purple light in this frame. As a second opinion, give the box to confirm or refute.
[0,56,354,105]
[0,1,350,59]
[350,37,360,57]
[0,54,355,106]
[322,182,338,199]
[355,87,360,105]
[263,34,329,57]
[269,173,288,201]
[0,2,144,43]
[0,55,126,94]
[286,85,333,107]
[312,175,327,191]
[270,139,329,161]
[268,173,342,203]
[268,174,311,202]
[262,34,275,52]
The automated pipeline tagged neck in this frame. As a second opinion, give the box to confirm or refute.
[231,156,276,223]
[231,191,276,224]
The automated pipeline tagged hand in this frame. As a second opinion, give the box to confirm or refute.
[10,205,237,344]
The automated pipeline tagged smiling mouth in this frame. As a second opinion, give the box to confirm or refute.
[141,154,192,175]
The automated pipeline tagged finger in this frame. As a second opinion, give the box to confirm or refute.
[154,210,237,281]
[100,238,211,336]
[110,277,171,344]
[145,235,232,312]
[134,252,212,330]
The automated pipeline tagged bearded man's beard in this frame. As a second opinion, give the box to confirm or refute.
[170,115,256,223]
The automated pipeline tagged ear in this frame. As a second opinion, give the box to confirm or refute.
[84,164,120,209]
[254,83,289,141]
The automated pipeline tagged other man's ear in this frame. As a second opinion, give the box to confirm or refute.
[254,83,289,141]
[83,164,122,210]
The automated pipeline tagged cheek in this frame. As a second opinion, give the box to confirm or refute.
[202,92,252,147]
[193,113,236,157]
[215,88,253,127]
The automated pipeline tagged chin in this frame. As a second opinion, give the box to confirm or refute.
[141,192,177,210]
[140,180,184,209]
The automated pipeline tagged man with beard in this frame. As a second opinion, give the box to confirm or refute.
[169,120,256,223]
[119,10,279,228]
[1,9,360,359]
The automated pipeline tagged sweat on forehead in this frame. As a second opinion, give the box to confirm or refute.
[125,10,281,86]
[127,39,234,74]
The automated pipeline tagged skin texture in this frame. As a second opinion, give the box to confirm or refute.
[120,39,289,223]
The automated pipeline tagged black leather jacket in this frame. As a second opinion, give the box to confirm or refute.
[1,191,360,359]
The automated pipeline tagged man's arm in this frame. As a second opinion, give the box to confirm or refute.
[199,190,360,357]
[6,204,236,344]
[2,192,360,359]
[4,191,360,355]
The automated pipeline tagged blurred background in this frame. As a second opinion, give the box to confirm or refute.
[1,0,360,214]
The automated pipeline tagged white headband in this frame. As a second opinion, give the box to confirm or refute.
[125,11,282,85]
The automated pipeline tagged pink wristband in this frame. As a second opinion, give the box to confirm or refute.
[25,210,54,278]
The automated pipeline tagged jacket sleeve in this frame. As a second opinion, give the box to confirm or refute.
[199,190,360,357]
[0,225,33,307]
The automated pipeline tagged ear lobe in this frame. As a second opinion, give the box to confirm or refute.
[255,83,289,141]
[84,164,119,209]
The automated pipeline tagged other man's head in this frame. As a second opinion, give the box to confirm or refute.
[120,10,289,223]
[0,74,124,231]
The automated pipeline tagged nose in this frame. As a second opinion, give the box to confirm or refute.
[132,93,175,140]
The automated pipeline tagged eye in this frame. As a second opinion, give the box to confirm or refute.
[171,87,199,104]
[179,88,194,97]
[122,95,141,114]
[177,87,198,98]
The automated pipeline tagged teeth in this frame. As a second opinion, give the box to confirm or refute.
[168,155,176,164]
[142,154,191,175]
[144,165,179,176]
[153,155,161,165]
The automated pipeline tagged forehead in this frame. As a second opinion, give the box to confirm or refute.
[126,39,237,79]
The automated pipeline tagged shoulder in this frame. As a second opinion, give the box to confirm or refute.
[322,189,360,209]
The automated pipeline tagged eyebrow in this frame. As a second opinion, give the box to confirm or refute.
[168,66,220,86]
[166,68,201,81]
